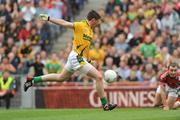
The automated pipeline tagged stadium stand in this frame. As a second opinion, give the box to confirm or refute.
[66,0,180,86]
[0,0,87,108]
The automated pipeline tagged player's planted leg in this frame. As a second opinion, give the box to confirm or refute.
[103,103,117,111]
[87,65,117,111]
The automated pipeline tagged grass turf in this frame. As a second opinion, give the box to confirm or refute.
[0,108,179,120]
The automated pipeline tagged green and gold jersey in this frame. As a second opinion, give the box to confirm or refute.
[73,20,93,59]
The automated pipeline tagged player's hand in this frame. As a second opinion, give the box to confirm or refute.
[39,14,49,21]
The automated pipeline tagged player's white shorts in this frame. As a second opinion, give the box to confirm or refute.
[65,51,92,74]
[156,85,179,98]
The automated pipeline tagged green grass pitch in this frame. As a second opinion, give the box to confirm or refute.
[0,108,179,120]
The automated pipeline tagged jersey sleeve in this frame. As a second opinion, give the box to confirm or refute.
[74,22,83,33]
[159,71,168,83]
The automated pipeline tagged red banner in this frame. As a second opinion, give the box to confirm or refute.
[35,85,156,108]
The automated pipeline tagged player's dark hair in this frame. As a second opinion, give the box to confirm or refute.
[168,62,178,69]
[87,10,101,21]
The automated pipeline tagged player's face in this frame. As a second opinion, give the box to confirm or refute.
[168,66,177,77]
[91,18,100,28]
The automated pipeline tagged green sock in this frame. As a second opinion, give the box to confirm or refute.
[33,76,42,83]
[100,97,107,106]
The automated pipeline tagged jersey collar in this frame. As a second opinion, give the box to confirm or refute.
[85,20,91,28]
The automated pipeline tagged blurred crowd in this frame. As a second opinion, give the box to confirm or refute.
[72,0,180,86]
[88,0,180,86]
[0,0,180,87]
[0,0,87,84]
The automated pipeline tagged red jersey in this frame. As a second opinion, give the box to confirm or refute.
[159,70,180,88]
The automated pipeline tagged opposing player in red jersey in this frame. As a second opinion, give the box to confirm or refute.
[154,63,180,110]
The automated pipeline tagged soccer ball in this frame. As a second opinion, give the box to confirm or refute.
[104,70,117,83]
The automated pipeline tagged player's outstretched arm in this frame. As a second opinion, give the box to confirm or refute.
[39,14,74,29]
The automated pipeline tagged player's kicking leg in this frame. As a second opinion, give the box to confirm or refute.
[86,64,117,111]
[24,68,73,91]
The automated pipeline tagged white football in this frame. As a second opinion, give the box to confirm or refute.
[104,70,117,83]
